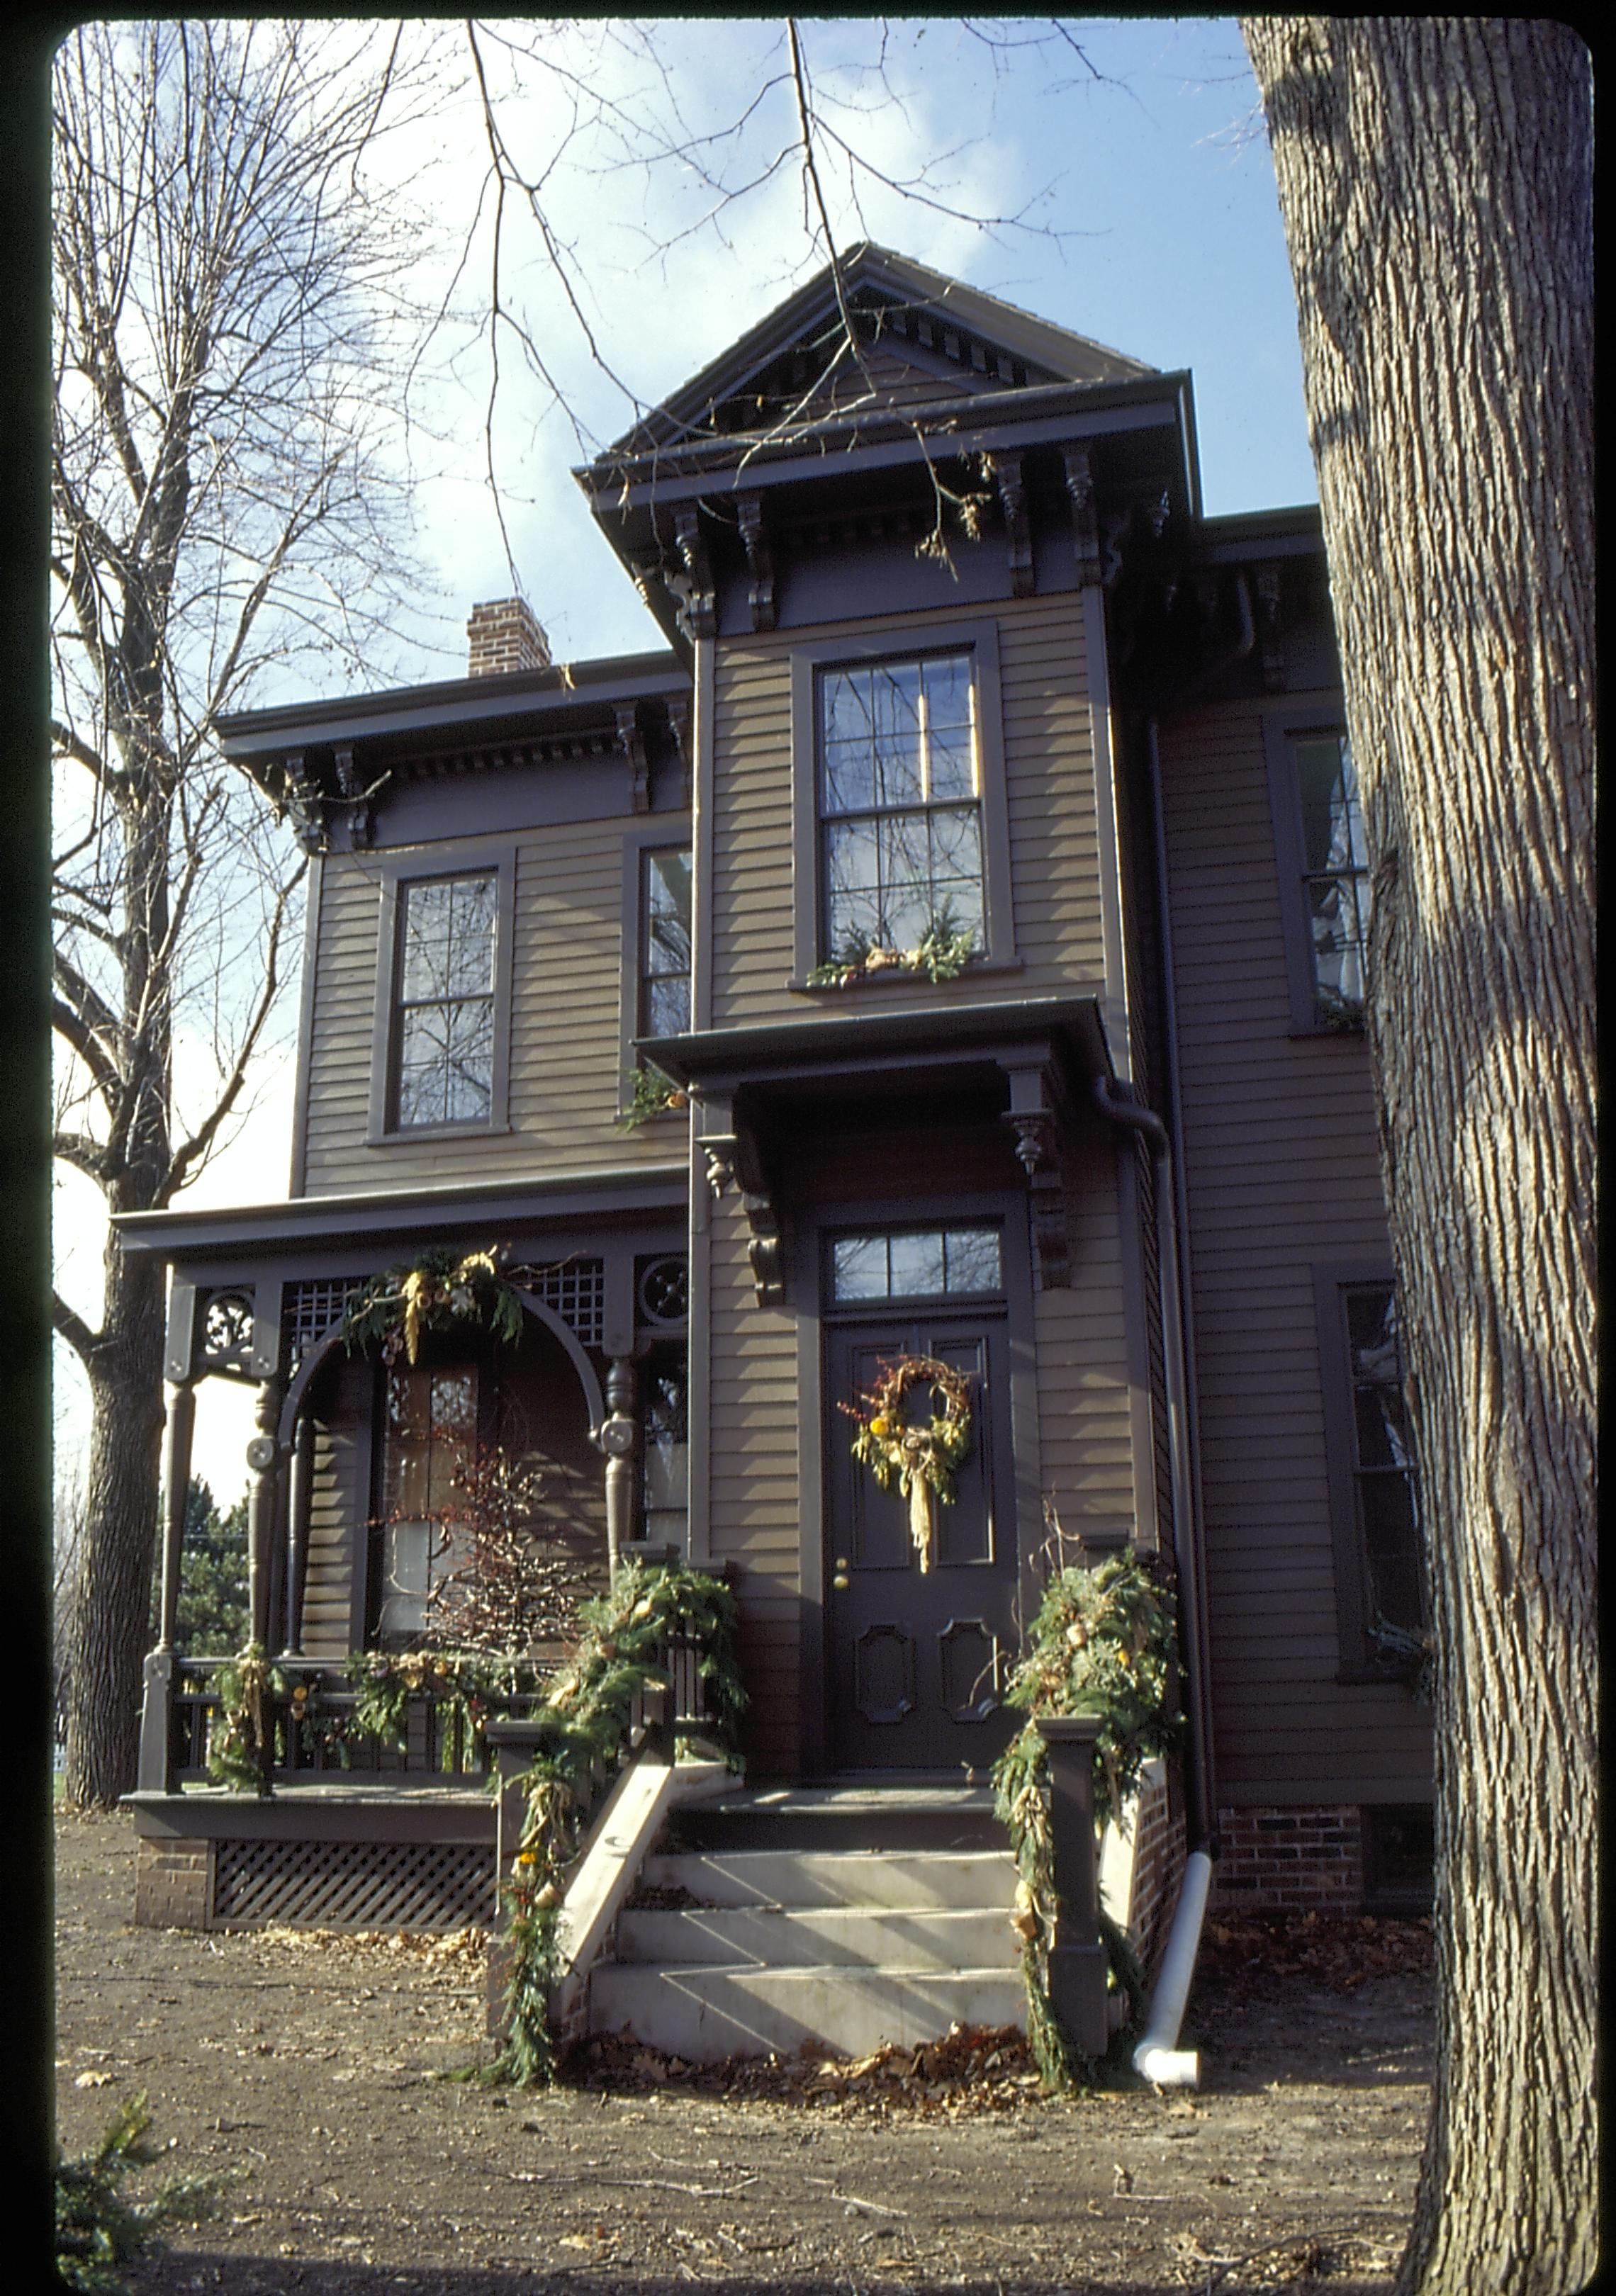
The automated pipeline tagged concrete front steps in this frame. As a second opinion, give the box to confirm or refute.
[587,1783,1024,2063]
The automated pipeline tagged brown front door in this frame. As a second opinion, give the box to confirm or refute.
[824,1315,1021,1772]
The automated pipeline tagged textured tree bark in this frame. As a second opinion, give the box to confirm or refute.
[1240,21,1595,2294]
[62,1244,167,1808]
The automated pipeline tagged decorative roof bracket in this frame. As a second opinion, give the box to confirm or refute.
[670,505,717,641]
[1062,445,1103,589]
[333,743,376,849]
[614,702,651,813]
[988,451,1035,597]
[735,492,777,631]
[1254,562,1286,691]
[1001,1060,1071,1290]
[665,694,692,810]
[698,1094,785,1308]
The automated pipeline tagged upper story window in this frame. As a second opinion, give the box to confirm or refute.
[1294,731,1368,1024]
[819,653,983,961]
[395,874,497,1125]
[1265,714,1369,1034]
[640,847,692,1040]
[368,848,515,1142]
[1315,1268,1425,1680]
[788,622,1014,988]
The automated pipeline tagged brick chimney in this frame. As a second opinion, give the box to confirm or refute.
[466,596,551,678]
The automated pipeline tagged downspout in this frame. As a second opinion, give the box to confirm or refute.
[1085,695,1227,2085]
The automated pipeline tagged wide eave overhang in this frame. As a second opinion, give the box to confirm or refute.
[580,372,1197,519]
[639,995,1113,1103]
[113,1164,689,1265]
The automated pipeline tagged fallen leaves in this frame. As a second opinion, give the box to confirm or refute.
[1196,1910,1432,1989]
[568,2022,1043,2117]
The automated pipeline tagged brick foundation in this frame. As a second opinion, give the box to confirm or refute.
[134,1836,211,1929]
[1099,1758,1187,1979]
[1212,1804,1366,1913]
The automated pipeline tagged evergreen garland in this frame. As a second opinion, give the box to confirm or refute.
[207,1643,288,1791]
[490,1560,746,2085]
[991,1546,1182,2091]
[613,1063,688,1130]
[342,1649,548,1771]
[340,1247,524,1365]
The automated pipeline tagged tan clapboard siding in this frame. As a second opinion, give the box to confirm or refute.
[300,823,680,1195]
[704,1208,801,1773]
[1030,1145,1140,1543]
[1160,699,1429,1805]
[299,1355,371,1658]
[709,593,1108,1030]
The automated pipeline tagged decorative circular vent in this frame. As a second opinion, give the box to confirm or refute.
[638,1256,688,1327]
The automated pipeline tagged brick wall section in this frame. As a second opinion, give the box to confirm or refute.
[134,1838,211,1930]
[1126,1765,1187,1976]
[1213,1804,1365,1913]
[466,597,551,678]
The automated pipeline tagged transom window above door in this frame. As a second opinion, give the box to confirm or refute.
[818,652,984,959]
[831,1226,1002,1302]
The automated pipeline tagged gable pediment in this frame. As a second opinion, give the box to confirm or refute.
[620,244,1157,453]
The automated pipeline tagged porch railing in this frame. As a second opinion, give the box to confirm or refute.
[138,1631,717,1798]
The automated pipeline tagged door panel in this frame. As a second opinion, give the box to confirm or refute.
[826,1317,1020,1770]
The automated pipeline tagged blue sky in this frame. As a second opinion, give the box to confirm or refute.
[56,16,1317,1500]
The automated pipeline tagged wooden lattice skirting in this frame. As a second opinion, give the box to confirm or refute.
[211,1836,495,1930]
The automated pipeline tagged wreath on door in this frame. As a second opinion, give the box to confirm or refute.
[843,1356,974,1574]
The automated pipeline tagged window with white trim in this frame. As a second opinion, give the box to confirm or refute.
[818,652,984,962]
[392,873,497,1126]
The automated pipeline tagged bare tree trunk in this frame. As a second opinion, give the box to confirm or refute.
[1240,20,1595,2292]
[62,1242,167,1808]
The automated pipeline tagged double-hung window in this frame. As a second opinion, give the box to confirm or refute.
[1266,716,1370,1031]
[819,652,984,961]
[790,624,1012,984]
[639,847,692,1040]
[1315,1268,1425,1675]
[371,852,515,1139]
[374,1360,478,1638]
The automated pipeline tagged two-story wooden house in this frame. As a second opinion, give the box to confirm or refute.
[120,247,1432,2042]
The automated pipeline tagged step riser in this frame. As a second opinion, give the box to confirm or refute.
[614,1905,1019,1971]
[641,1850,1016,1911]
[589,1964,1025,2063]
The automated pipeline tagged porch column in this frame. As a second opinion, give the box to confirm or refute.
[155,1380,196,1652]
[1036,1715,1112,2062]
[281,1412,315,1659]
[245,1372,286,1649]
[599,1356,639,1580]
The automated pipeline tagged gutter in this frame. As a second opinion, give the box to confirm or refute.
[1085,690,1237,2084]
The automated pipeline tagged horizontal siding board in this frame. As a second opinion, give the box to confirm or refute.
[1161,695,1425,1806]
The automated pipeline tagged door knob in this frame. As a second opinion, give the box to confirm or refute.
[831,1555,851,1590]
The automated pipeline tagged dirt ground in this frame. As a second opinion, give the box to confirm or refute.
[55,1810,1433,2296]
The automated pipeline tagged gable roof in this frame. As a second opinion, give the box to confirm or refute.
[614,242,1157,455]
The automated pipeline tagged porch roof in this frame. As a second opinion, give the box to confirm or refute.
[112,1163,689,1264]
[638,994,1113,1100]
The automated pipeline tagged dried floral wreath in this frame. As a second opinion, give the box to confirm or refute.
[842,1356,974,1573]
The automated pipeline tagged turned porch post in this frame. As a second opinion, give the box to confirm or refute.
[155,1380,196,1653]
[598,1356,639,1580]
[245,1373,286,1649]
[1036,1714,1112,2061]
[281,1412,316,1658]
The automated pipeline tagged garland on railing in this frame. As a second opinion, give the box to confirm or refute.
[207,1643,289,1791]
[991,1546,1182,2092]
[340,1247,524,1365]
[841,1356,974,1574]
[341,1650,551,1772]
[492,1560,746,2086]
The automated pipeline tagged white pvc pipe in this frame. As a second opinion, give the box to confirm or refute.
[1132,1849,1213,2086]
